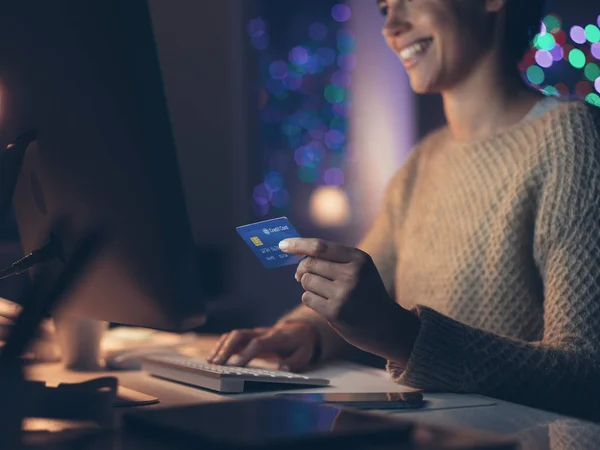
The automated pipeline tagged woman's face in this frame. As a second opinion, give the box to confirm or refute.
[378,0,499,94]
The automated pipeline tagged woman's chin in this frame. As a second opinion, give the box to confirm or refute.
[408,75,441,95]
[406,67,443,94]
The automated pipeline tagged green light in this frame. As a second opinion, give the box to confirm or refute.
[337,35,356,54]
[324,84,345,104]
[585,93,600,107]
[535,33,556,51]
[569,49,586,69]
[585,63,600,82]
[543,15,561,33]
[526,65,545,85]
[542,85,559,96]
[298,166,318,183]
[585,25,600,43]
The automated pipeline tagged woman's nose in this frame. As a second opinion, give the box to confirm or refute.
[382,4,411,38]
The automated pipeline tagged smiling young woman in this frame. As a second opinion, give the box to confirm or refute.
[210,0,600,416]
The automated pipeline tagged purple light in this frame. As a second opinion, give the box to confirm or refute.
[294,145,324,168]
[269,61,288,80]
[592,43,600,60]
[309,22,328,41]
[307,56,324,74]
[283,73,303,91]
[571,26,587,44]
[325,130,346,149]
[539,22,547,36]
[332,102,351,117]
[264,171,284,191]
[535,50,553,68]
[331,4,352,23]
[251,34,270,50]
[270,189,290,208]
[596,77,600,93]
[324,168,345,187]
[338,54,357,71]
[247,18,266,38]
[252,184,272,206]
[331,70,352,88]
[550,45,564,62]
[598,15,600,28]
[289,46,309,65]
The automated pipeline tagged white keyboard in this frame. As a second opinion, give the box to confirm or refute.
[142,355,330,393]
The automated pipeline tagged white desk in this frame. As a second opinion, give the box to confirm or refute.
[27,336,600,450]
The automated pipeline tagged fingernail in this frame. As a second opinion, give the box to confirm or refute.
[231,356,243,366]
[279,239,291,252]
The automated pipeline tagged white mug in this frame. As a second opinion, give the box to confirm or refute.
[53,316,108,371]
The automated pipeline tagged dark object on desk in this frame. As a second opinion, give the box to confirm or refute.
[124,397,414,450]
[124,397,518,450]
[0,0,205,331]
[276,391,426,410]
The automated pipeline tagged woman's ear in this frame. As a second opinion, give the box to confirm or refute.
[485,0,508,13]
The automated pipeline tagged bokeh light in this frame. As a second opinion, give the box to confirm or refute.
[592,42,600,59]
[586,24,600,43]
[331,4,352,23]
[526,65,545,85]
[569,48,586,68]
[535,50,553,68]
[544,15,562,34]
[324,168,345,186]
[586,92,600,107]
[550,45,564,62]
[535,33,556,51]
[576,81,593,98]
[309,187,350,227]
[571,26,587,44]
[596,77,600,93]
[585,63,600,81]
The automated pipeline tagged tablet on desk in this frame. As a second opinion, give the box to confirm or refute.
[123,398,414,449]
[276,392,426,410]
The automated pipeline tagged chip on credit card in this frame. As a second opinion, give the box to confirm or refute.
[237,217,304,269]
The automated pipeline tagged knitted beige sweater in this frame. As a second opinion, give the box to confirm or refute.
[282,101,600,413]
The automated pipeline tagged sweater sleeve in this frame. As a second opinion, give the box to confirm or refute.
[278,151,422,360]
[389,114,600,415]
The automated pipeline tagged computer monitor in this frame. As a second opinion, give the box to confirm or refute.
[0,0,206,330]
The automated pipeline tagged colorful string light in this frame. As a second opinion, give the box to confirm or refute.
[524,12,600,100]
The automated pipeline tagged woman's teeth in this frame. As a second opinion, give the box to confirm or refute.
[400,39,432,61]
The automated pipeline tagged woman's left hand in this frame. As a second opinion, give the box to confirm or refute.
[279,238,421,366]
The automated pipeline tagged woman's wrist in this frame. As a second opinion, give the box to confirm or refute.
[378,302,421,367]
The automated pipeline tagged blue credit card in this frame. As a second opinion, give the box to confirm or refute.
[237,217,304,269]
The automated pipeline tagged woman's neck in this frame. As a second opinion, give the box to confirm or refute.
[441,53,542,142]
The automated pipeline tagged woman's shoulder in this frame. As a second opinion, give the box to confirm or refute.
[537,100,600,162]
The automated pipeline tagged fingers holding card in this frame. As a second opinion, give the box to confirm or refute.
[236,217,304,269]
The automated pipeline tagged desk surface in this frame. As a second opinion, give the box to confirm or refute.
[27,335,600,450]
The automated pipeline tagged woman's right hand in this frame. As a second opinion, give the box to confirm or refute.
[206,321,320,372]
